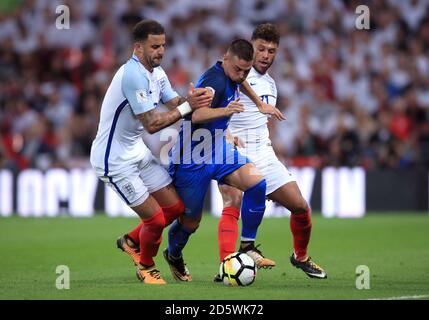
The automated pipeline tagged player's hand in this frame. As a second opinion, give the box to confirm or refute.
[232,136,245,148]
[258,101,285,121]
[225,130,244,148]
[187,82,214,110]
[225,98,244,116]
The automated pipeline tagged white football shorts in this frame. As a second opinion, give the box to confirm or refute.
[96,153,172,207]
[237,139,295,195]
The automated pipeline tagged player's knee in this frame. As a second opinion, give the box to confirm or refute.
[179,215,201,231]
[290,198,309,215]
[222,190,243,208]
[182,220,200,231]
[145,209,166,231]
[176,199,185,214]
[229,193,243,209]
[242,179,267,212]
[246,178,267,194]
[164,199,185,216]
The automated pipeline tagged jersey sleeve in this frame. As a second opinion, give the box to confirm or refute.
[195,72,225,109]
[159,72,179,104]
[122,63,156,115]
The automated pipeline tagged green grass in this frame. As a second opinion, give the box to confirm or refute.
[0,213,428,300]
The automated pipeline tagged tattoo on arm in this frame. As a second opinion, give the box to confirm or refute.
[164,96,186,109]
[138,108,181,134]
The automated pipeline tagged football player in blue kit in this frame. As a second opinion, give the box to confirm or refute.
[164,39,275,281]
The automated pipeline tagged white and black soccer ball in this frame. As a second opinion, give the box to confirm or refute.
[219,252,257,286]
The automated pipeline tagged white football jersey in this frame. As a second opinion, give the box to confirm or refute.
[90,54,178,177]
[228,68,295,194]
[229,67,277,142]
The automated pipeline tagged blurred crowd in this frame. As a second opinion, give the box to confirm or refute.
[1,0,429,172]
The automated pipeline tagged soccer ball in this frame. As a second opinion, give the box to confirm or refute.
[219,252,257,286]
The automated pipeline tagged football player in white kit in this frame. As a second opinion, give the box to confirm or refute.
[216,23,327,280]
[90,20,213,284]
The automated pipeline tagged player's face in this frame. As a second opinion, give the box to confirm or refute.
[136,34,166,69]
[252,39,278,74]
[223,54,253,84]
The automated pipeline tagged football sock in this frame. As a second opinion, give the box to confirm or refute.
[167,219,195,258]
[240,179,267,240]
[139,209,165,266]
[218,206,240,262]
[162,199,185,226]
[127,200,185,244]
[127,221,143,244]
[290,208,312,261]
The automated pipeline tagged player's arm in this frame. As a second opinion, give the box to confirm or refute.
[122,69,212,133]
[192,98,244,124]
[225,128,244,148]
[138,86,212,134]
[240,81,285,121]
[136,109,180,134]
[163,90,213,110]
[161,75,213,110]
[191,74,243,124]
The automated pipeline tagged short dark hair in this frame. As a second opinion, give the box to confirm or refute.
[132,20,165,42]
[251,23,280,45]
[228,39,254,61]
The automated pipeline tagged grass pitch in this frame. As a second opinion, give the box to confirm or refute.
[0,213,428,300]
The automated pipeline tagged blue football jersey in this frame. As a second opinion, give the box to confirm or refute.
[170,61,240,168]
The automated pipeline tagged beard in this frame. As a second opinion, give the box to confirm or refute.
[151,62,161,68]
[150,57,162,68]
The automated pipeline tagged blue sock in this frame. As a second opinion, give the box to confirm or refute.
[241,179,267,240]
[168,219,195,258]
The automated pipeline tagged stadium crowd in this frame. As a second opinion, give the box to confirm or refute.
[1,0,429,172]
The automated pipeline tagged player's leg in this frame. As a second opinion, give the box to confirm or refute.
[217,184,242,262]
[104,171,167,284]
[130,197,164,260]
[268,181,311,260]
[220,162,275,268]
[268,182,327,279]
[212,184,242,282]
[152,184,185,225]
[163,213,201,281]
[163,166,210,281]
[126,187,183,242]
[124,156,185,246]
[124,184,186,271]
[131,197,169,284]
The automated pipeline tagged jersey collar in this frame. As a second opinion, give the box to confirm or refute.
[131,54,140,63]
[214,61,239,87]
[214,61,224,73]
[131,54,156,75]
